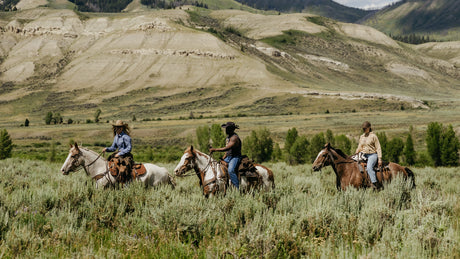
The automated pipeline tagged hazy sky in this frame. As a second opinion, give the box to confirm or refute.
[333,0,402,9]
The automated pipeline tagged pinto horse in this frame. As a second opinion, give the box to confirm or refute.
[312,143,415,190]
[60,143,175,189]
[174,146,228,197]
[174,146,275,197]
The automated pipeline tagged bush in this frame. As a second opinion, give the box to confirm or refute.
[288,136,309,165]
[0,129,13,159]
[243,128,273,163]
[309,133,325,163]
[403,133,416,165]
[334,134,351,155]
[387,137,404,163]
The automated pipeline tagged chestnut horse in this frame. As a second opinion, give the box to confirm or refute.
[312,143,415,190]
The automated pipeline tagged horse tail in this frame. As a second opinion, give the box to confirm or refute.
[404,167,416,189]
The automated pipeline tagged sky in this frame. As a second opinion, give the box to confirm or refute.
[333,0,402,10]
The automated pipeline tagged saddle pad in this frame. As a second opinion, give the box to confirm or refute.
[133,164,147,177]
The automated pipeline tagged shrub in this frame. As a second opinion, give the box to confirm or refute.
[243,128,273,163]
[196,125,210,151]
[45,112,53,125]
[288,136,309,165]
[387,137,404,163]
[0,129,13,159]
[426,122,442,166]
[309,133,325,163]
[284,128,298,155]
[440,125,459,167]
[403,133,416,165]
[334,134,351,155]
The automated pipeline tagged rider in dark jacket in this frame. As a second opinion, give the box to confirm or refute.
[209,122,242,189]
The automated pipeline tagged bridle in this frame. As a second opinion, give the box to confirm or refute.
[177,152,222,190]
[68,149,115,187]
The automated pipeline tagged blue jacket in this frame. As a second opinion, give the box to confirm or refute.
[106,132,132,156]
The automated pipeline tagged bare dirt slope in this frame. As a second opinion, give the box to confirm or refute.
[0,6,459,122]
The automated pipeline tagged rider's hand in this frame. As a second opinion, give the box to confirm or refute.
[378,160,382,167]
[209,148,215,153]
[102,148,106,152]
[115,153,120,158]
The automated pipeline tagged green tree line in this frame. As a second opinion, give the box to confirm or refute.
[0,122,458,167]
[196,122,459,167]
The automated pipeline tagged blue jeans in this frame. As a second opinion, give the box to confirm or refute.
[364,153,378,183]
[224,156,241,189]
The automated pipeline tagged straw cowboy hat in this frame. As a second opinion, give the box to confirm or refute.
[112,120,127,127]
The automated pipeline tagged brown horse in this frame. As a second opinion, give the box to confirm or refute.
[312,143,415,190]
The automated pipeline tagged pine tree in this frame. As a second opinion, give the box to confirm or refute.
[376,132,388,161]
[196,125,210,151]
[284,127,298,154]
[440,125,459,167]
[94,109,101,123]
[0,129,13,160]
[243,128,273,163]
[387,137,404,163]
[326,129,334,146]
[309,133,325,163]
[289,136,309,165]
[403,133,416,165]
[334,134,351,155]
[45,112,53,125]
[426,122,443,167]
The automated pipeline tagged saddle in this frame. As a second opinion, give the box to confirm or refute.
[108,154,146,183]
[357,161,390,185]
[221,155,261,185]
[238,156,260,180]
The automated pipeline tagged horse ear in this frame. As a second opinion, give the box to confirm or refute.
[325,143,331,149]
[190,145,194,151]
[74,142,79,150]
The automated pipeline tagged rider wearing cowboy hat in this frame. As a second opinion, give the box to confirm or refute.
[209,122,242,189]
[103,120,134,182]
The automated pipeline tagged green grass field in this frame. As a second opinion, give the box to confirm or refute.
[0,158,458,258]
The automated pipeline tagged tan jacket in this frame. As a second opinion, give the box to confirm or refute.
[356,132,382,160]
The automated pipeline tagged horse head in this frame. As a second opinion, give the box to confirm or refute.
[312,143,332,171]
[61,142,84,175]
[174,146,196,176]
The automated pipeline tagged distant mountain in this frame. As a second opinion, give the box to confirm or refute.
[66,0,371,22]
[234,0,371,22]
[360,0,460,39]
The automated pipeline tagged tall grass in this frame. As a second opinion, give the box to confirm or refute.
[0,159,458,258]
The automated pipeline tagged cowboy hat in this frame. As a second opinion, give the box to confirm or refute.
[221,122,239,129]
[112,120,127,127]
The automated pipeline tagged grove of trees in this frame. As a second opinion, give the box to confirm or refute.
[195,122,459,167]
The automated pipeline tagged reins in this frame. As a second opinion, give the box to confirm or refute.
[81,150,115,187]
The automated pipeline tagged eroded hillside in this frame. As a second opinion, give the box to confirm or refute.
[0,5,459,123]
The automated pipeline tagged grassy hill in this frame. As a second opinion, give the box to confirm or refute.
[360,0,460,41]
[0,3,459,149]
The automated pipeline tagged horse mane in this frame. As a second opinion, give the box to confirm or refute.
[331,146,352,160]
[79,146,102,158]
